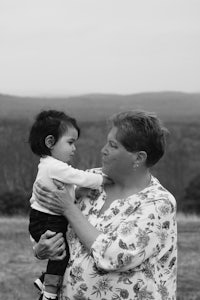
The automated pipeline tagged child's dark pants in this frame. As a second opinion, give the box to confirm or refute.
[29,209,70,276]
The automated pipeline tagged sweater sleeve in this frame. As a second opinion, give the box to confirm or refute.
[48,161,103,189]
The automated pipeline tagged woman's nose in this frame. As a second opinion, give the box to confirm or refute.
[101,144,108,155]
[72,144,76,151]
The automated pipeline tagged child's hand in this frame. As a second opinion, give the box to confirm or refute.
[102,175,114,185]
[75,187,90,200]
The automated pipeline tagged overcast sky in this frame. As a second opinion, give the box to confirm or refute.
[0,0,200,96]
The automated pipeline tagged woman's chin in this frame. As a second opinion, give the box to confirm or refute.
[102,164,111,176]
[102,164,107,174]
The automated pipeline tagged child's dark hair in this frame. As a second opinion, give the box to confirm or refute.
[29,110,80,156]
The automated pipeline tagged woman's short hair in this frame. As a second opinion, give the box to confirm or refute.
[110,110,169,167]
[29,110,80,157]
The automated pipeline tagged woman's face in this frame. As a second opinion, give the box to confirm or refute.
[101,126,135,178]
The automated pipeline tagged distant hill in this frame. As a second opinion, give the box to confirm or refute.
[0,91,200,123]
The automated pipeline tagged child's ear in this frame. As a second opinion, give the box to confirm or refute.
[45,135,55,149]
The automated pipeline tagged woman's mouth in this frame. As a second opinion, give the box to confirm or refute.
[102,156,108,163]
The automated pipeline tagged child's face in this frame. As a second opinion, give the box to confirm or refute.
[51,127,78,163]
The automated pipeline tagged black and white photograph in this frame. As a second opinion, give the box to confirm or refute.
[0,1,199,300]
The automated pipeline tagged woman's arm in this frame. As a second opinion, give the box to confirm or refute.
[64,202,100,250]
[34,181,101,251]
[90,198,176,271]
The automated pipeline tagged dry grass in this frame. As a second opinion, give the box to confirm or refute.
[177,214,200,300]
[0,217,46,300]
[0,215,200,300]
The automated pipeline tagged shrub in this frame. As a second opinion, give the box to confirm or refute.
[0,190,31,215]
[182,174,200,214]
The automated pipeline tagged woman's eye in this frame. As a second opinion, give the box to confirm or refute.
[110,142,118,148]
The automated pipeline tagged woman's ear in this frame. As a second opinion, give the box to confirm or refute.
[45,135,55,149]
[132,151,147,168]
[137,151,147,165]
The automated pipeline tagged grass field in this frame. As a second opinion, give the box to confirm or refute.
[0,215,200,300]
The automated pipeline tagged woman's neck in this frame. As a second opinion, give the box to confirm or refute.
[110,168,151,196]
[102,169,152,214]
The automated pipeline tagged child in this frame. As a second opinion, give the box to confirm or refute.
[28,110,108,300]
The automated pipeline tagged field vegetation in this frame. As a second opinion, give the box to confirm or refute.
[0,119,200,215]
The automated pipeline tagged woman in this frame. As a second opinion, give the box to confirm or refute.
[33,110,177,300]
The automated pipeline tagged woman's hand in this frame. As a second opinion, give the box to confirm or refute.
[33,230,66,260]
[33,180,73,216]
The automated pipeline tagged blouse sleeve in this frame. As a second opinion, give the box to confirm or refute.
[90,196,176,272]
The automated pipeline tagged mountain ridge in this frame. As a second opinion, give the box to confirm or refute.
[0,91,199,123]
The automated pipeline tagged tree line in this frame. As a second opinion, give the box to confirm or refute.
[0,119,199,215]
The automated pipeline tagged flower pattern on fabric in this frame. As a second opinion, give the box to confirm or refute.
[91,277,113,297]
[118,220,137,237]
[61,169,177,300]
[136,228,151,248]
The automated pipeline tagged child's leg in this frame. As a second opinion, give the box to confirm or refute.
[29,209,50,291]
[44,240,69,297]
[29,210,69,298]
[46,248,69,275]
[29,209,48,242]
[42,215,69,299]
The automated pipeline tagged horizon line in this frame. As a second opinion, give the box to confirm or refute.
[0,90,200,99]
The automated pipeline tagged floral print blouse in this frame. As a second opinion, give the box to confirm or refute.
[61,169,177,300]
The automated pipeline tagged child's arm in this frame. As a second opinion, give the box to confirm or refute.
[49,161,103,189]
